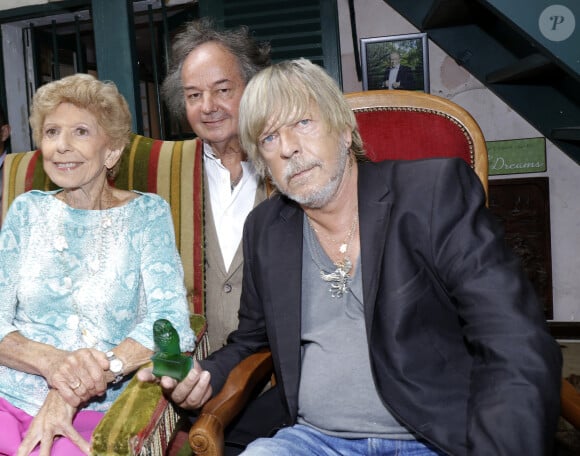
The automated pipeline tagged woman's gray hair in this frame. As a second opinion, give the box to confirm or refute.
[161,17,271,122]
[239,58,366,177]
[29,73,132,152]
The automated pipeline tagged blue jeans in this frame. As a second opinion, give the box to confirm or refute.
[241,424,446,455]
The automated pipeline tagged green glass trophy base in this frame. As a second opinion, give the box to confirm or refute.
[151,353,193,381]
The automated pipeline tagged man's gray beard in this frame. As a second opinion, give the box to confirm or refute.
[268,142,350,209]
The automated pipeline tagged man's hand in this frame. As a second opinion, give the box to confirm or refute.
[137,362,212,410]
[17,389,89,456]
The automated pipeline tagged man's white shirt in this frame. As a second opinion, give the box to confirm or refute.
[204,142,259,271]
[388,65,400,89]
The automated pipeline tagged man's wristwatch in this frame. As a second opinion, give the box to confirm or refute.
[106,351,124,384]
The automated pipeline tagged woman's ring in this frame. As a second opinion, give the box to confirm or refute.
[71,380,81,390]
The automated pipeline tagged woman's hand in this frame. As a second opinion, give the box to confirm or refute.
[137,362,212,410]
[16,389,90,456]
[44,348,109,407]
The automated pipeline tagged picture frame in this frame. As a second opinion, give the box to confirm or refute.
[360,33,429,92]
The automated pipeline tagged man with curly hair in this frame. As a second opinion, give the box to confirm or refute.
[158,18,284,454]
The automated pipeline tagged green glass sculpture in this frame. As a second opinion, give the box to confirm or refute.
[151,319,193,381]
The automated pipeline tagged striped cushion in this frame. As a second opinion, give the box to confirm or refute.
[117,134,205,317]
[1,147,56,211]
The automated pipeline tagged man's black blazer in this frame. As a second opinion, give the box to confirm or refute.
[202,158,562,456]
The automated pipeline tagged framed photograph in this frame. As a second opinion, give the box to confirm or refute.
[360,33,429,92]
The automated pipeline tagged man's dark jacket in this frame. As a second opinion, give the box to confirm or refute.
[202,158,562,455]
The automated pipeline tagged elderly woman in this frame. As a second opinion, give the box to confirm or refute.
[0,73,195,455]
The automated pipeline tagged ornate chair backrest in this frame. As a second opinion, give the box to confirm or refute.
[345,90,488,199]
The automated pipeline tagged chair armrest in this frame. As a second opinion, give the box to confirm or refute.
[561,378,580,429]
[189,349,273,456]
[92,364,173,456]
[92,319,208,456]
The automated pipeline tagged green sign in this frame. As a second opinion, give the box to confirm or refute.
[486,137,546,176]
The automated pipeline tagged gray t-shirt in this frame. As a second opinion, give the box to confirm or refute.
[297,215,414,439]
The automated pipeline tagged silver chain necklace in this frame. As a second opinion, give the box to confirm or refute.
[305,212,358,298]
